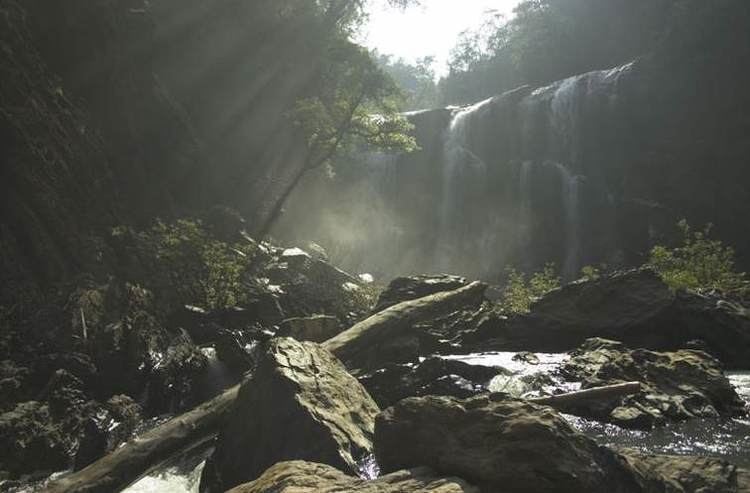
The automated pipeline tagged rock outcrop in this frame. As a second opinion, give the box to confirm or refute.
[469,270,750,368]
[199,338,380,492]
[375,395,644,493]
[559,338,746,429]
[227,461,478,493]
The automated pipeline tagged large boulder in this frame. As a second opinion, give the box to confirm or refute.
[560,338,746,429]
[470,269,750,368]
[374,275,469,312]
[199,337,380,492]
[227,461,478,493]
[375,395,645,493]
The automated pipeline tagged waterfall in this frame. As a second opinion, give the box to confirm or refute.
[518,160,534,251]
[436,99,491,272]
[546,162,582,280]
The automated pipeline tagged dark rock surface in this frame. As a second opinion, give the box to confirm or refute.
[620,450,750,493]
[227,461,478,493]
[374,275,469,312]
[559,338,746,429]
[0,401,70,479]
[468,270,750,368]
[360,357,503,408]
[375,395,645,493]
[200,338,380,492]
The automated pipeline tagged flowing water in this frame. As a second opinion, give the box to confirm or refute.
[445,352,750,468]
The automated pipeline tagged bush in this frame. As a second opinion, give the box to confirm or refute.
[647,220,748,295]
[500,263,560,313]
[113,219,253,311]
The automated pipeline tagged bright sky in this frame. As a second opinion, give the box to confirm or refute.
[359,1,522,77]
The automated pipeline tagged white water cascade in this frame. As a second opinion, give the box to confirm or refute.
[435,98,492,273]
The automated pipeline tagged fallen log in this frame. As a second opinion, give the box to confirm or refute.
[323,281,487,367]
[526,381,642,409]
[46,385,240,493]
[46,282,487,492]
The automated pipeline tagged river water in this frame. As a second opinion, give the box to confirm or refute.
[121,355,750,492]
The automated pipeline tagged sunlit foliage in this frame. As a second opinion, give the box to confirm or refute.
[500,263,560,313]
[647,220,748,295]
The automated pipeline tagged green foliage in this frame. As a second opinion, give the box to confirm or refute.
[292,40,418,169]
[440,0,674,105]
[647,220,748,294]
[500,263,560,313]
[113,219,252,310]
[375,54,439,111]
[580,265,601,282]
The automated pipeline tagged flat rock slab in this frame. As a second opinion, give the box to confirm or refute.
[200,337,380,492]
[227,461,478,493]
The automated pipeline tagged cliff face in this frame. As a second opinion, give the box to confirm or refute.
[0,0,115,293]
[0,0,315,297]
[274,14,750,280]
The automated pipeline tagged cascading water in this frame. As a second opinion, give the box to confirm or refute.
[275,62,637,280]
[435,99,491,273]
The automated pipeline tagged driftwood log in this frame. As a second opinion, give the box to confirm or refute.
[46,385,239,493]
[324,281,487,366]
[46,282,486,492]
[528,381,642,409]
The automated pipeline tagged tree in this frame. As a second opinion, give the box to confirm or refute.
[439,0,673,105]
[255,33,418,239]
[376,54,439,111]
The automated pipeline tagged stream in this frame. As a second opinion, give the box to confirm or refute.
[122,355,750,492]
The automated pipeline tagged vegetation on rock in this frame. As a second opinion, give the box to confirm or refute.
[648,220,748,296]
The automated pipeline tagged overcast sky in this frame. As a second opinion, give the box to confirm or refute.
[358,0,522,76]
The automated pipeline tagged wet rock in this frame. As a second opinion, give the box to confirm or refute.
[200,338,380,492]
[73,395,142,471]
[227,461,478,493]
[262,246,374,323]
[375,395,645,493]
[560,338,746,429]
[620,450,749,493]
[215,331,254,374]
[278,315,342,343]
[469,269,750,368]
[360,357,503,408]
[146,330,209,414]
[374,275,468,312]
[512,351,540,365]
[0,402,70,479]
[487,371,557,399]
[169,297,284,345]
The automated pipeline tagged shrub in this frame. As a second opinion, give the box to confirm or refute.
[647,220,748,295]
[113,219,253,310]
[579,265,601,282]
[500,263,560,313]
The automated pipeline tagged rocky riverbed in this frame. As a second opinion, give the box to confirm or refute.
[3,252,750,492]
